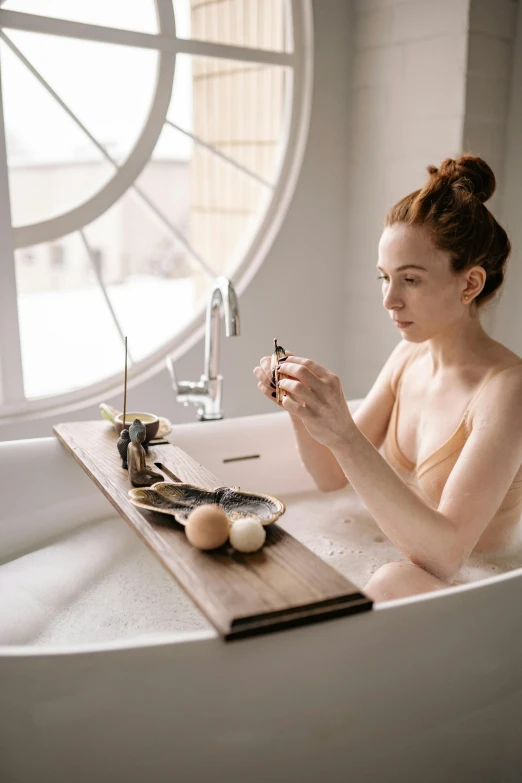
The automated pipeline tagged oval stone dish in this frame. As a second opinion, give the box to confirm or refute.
[128,482,285,526]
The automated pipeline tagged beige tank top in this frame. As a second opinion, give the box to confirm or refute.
[381,345,522,541]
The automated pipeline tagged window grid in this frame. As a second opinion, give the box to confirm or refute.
[0,0,311,417]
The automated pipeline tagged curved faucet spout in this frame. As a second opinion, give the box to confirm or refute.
[204,276,240,381]
[167,276,240,421]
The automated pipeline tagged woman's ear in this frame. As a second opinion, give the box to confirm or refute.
[462,266,486,299]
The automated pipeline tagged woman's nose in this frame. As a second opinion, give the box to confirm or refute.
[383,282,402,310]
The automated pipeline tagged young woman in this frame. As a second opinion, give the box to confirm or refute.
[253,155,522,603]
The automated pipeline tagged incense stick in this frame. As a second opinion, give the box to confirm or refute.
[123,336,128,429]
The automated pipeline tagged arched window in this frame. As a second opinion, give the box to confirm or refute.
[0,0,312,416]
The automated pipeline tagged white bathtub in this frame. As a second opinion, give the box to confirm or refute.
[1,408,522,783]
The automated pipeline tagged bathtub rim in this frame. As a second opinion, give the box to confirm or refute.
[1,562,521,658]
[2,412,521,658]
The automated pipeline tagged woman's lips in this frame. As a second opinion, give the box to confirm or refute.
[395,320,413,328]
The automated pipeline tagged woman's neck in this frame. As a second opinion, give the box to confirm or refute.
[424,317,492,377]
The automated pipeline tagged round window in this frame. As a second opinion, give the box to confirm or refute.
[0,0,312,415]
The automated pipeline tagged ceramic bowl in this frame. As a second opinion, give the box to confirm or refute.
[114,412,160,441]
[128,482,285,526]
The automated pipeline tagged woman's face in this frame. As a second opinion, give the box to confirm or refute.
[377,223,471,342]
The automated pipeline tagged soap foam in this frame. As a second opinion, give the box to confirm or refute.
[2,485,522,647]
[278,486,522,589]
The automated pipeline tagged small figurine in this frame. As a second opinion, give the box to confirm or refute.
[127,418,163,488]
[117,426,149,464]
[116,429,131,470]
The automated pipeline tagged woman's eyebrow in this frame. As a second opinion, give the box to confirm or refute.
[376,264,428,272]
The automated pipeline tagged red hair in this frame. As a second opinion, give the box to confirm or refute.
[385,155,510,309]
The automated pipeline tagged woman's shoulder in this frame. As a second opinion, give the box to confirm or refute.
[468,343,522,424]
[490,343,522,367]
[488,344,522,382]
[477,342,522,383]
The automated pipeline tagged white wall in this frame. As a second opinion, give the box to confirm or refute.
[3,0,522,442]
[490,0,522,354]
[345,0,469,397]
[464,0,519,340]
[345,0,519,398]
[0,0,354,441]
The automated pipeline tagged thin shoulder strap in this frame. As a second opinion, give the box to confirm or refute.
[464,359,522,419]
[394,343,424,396]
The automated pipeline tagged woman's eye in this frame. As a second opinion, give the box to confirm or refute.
[376,275,419,285]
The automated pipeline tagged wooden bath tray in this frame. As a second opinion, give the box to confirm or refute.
[53,421,372,641]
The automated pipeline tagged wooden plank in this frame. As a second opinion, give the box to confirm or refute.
[53,420,372,640]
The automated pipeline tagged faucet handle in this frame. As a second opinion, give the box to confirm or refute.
[165,354,178,394]
[166,355,208,401]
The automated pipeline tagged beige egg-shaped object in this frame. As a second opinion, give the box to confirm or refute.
[185,504,231,550]
[229,517,266,553]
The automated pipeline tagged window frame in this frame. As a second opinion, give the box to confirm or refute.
[0,0,313,421]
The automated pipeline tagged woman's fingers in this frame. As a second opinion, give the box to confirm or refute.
[253,368,281,405]
[257,380,280,404]
[254,352,298,404]
[280,392,306,416]
[260,352,294,369]
[258,354,291,386]
[278,376,315,407]
[279,356,328,380]
[277,359,324,392]
[254,362,275,389]
[259,356,274,382]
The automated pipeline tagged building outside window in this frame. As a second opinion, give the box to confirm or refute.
[0,0,311,411]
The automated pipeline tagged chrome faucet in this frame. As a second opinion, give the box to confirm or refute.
[166,276,240,421]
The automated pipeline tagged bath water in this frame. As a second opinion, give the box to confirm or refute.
[2,485,522,646]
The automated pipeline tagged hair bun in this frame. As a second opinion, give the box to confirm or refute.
[427,155,496,203]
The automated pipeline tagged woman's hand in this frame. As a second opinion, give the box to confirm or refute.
[253,354,292,407]
[276,356,355,448]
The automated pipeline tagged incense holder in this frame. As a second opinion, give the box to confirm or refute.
[115,411,160,442]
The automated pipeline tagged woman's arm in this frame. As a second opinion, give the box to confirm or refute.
[254,354,348,490]
[328,427,457,579]
[278,356,522,581]
[254,342,411,493]
[289,413,349,492]
[284,341,411,491]
[275,356,461,581]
